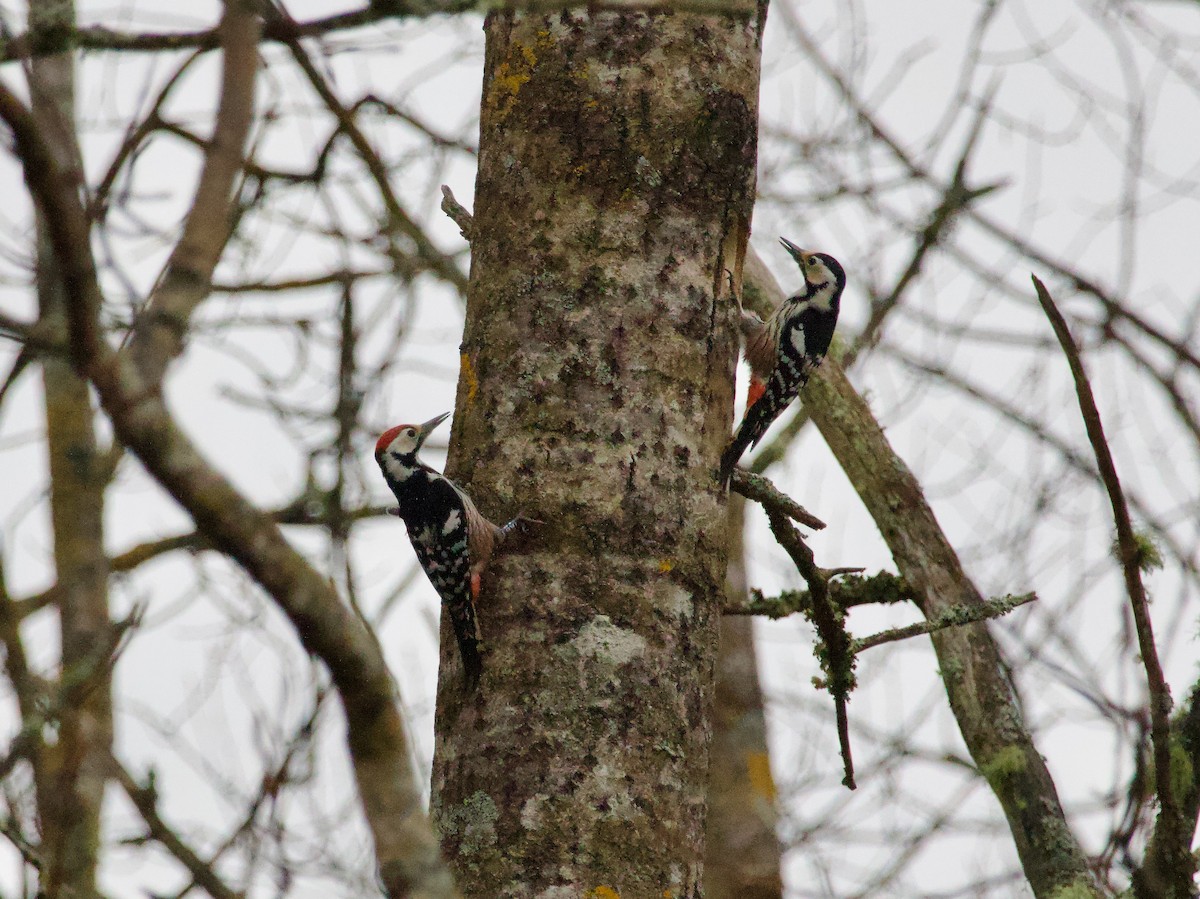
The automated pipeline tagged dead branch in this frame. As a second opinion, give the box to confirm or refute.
[1032,274,1193,895]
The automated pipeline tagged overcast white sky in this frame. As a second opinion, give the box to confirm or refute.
[1,1,1198,896]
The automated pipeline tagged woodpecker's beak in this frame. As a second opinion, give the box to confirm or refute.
[417,411,451,447]
[779,237,807,265]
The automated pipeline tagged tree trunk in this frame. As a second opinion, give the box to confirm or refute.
[431,7,765,895]
[704,498,785,898]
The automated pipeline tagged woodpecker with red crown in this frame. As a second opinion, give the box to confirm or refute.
[720,239,845,484]
[375,412,525,691]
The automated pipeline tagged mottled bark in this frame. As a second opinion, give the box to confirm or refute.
[744,249,1099,897]
[29,3,113,896]
[432,8,764,896]
[705,498,784,899]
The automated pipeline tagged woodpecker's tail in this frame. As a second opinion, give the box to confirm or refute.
[447,587,483,693]
[719,437,747,487]
[459,637,482,693]
[720,396,774,486]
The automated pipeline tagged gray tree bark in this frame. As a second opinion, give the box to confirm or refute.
[431,7,765,895]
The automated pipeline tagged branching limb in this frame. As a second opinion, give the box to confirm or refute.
[110,759,241,899]
[745,247,1098,894]
[1033,275,1193,896]
[12,500,396,619]
[266,3,468,293]
[125,3,261,385]
[763,509,856,789]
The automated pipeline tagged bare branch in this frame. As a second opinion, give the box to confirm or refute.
[110,759,241,899]
[267,4,469,294]
[126,2,261,385]
[1032,274,1193,895]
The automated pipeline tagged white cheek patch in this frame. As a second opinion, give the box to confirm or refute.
[384,454,413,482]
[442,509,462,536]
[808,283,834,311]
[789,324,807,356]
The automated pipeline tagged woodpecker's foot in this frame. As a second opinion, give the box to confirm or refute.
[497,513,541,551]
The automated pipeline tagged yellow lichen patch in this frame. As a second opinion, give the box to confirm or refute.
[487,59,532,119]
[460,353,479,405]
[658,559,674,573]
[587,888,621,899]
[746,751,777,801]
[484,32,556,121]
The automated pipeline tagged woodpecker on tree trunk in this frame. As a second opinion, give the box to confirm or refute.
[720,239,845,485]
[375,412,526,691]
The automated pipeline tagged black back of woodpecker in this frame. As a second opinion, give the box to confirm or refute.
[720,239,845,484]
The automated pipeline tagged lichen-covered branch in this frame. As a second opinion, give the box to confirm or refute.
[851,593,1036,653]
[722,570,917,617]
[744,248,1099,897]
[763,509,856,789]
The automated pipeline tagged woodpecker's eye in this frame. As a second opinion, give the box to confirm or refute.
[405,428,415,437]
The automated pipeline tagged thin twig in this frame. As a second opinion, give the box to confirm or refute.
[851,593,1036,654]
[268,4,468,293]
[1032,274,1191,892]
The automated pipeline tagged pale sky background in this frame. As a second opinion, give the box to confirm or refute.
[1,1,1198,896]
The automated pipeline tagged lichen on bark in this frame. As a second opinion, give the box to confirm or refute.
[432,7,764,896]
